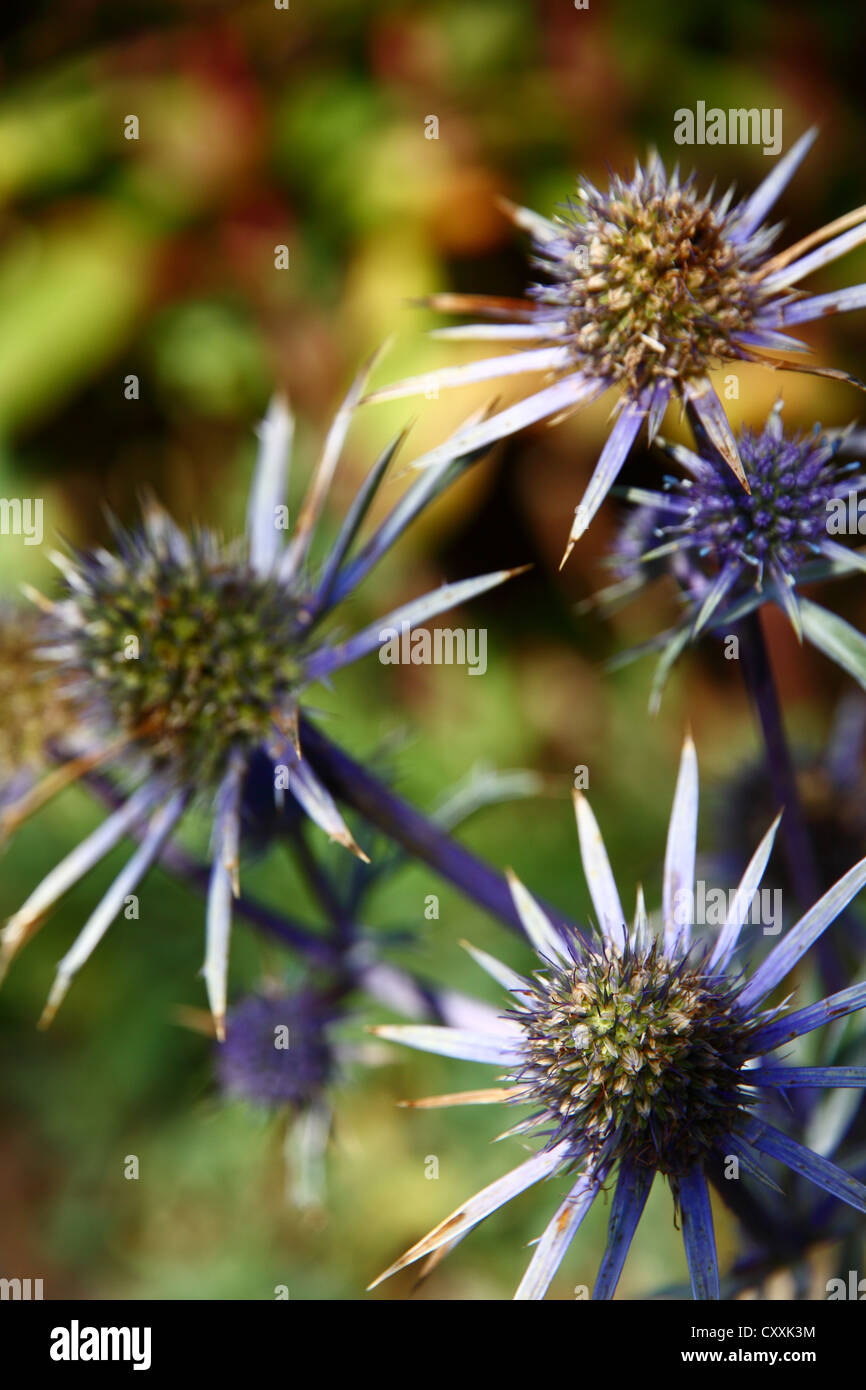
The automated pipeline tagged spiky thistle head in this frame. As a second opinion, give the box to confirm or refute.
[647,404,862,595]
[40,381,514,806]
[370,737,866,1299]
[215,984,356,1211]
[596,404,866,706]
[58,516,310,789]
[364,129,866,561]
[512,937,758,1178]
[0,371,516,1037]
[529,158,770,395]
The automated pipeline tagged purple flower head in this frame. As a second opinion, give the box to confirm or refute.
[365,131,866,562]
[649,404,863,599]
[218,990,335,1111]
[369,738,866,1299]
[597,404,866,709]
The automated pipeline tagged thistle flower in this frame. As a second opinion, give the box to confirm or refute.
[0,601,77,808]
[0,367,518,1037]
[214,986,339,1209]
[215,764,544,1209]
[365,131,866,563]
[369,737,866,1299]
[597,402,866,706]
[218,988,336,1111]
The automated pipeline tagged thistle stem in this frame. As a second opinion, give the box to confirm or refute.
[299,716,576,940]
[683,397,841,988]
[736,611,842,990]
[289,823,356,950]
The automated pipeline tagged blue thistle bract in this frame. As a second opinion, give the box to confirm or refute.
[370,737,866,1299]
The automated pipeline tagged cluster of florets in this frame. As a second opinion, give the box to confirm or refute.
[54,516,307,787]
[531,164,769,393]
[217,992,335,1110]
[608,418,863,613]
[510,941,758,1175]
[668,425,855,583]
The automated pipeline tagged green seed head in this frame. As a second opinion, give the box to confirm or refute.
[516,943,756,1175]
[536,169,765,394]
[66,527,306,786]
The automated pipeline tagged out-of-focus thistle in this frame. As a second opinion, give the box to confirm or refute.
[596,402,866,710]
[0,361,522,1038]
[203,765,546,1208]
[369,737,866,1300]
[364,131,866,563]
[0,602,77,808]
[213,967,517,1213]
[210,982,386,1211]
[218,988,336,1110]
[217,986,338,1209]
[715,697,866,932]
[720,1014,866,1299]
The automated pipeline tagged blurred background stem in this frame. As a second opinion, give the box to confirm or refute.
[299,715,577,941]
[736,610,842,991]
